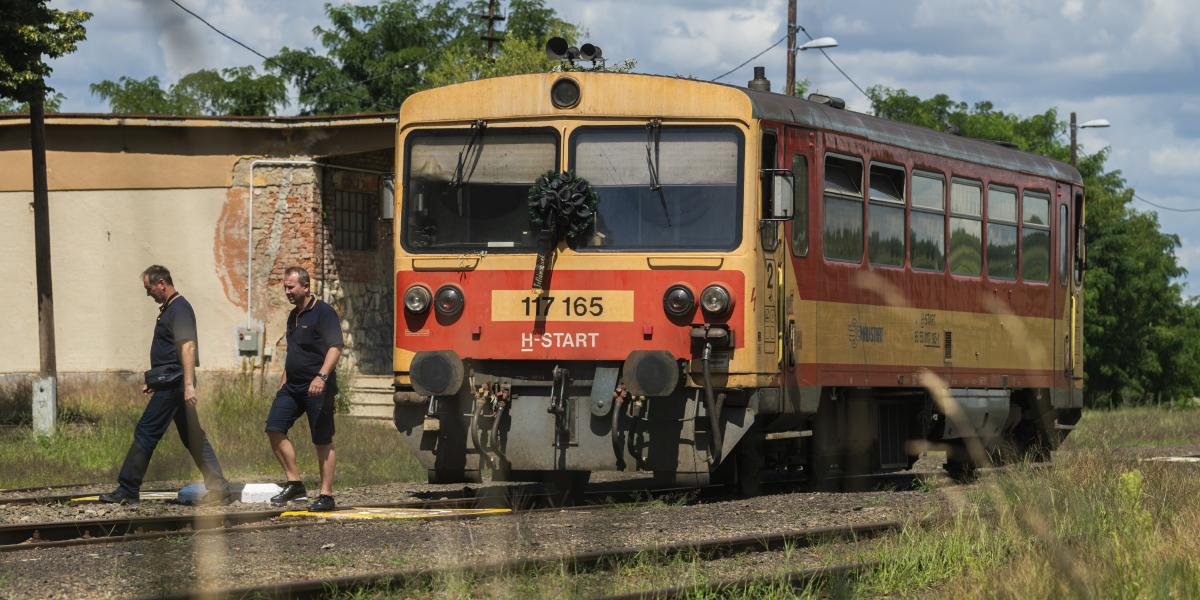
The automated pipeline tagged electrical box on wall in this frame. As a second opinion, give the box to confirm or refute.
[237,326,260,356]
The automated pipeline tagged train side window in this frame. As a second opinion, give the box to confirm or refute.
[910,171,945,272]
[868,162,905,267]
[791,154,809,257]
[1022,192,1050,282]
[986,185,1018,280]
[1059,204,1069,286]
[823,154,864,262]
[949,178,982,276]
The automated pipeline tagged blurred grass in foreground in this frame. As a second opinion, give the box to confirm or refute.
[0,376,423,489]
[325,406,1200,599]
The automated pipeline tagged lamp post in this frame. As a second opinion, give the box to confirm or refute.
[1070,111,1110,167]
[787,37,838,96]
[785,0,838,96]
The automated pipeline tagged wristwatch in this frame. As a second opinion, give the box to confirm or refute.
[317,372,329,382]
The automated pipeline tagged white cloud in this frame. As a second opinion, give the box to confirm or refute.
[30,0,1200,292]
[1062,0,1086,22]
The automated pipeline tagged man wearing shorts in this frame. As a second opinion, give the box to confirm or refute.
[265,266,344,512]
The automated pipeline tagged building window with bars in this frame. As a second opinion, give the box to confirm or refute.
[330,189,376,251]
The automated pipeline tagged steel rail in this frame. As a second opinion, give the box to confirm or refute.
[152,520,908,600]
[596,561,882,600]
[0,483,717,553]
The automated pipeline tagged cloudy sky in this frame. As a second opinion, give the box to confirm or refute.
[47,0,1200,289]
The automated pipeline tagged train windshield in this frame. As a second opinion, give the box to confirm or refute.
[570,126,743,251]
[403,127,558,251]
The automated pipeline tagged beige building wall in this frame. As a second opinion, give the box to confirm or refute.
[1,188,254,373]
[1,114,397,377]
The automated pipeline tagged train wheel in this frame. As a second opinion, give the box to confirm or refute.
[712,442,763,497]
[539,470,591,506]
[943,442,979,483]
[426,469,482,484]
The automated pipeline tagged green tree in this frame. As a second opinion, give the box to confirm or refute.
[0,92,65,113]
[0,3,90,104]
[870,86,1200,406]
[269,0,471,115]
[90,67,286,115]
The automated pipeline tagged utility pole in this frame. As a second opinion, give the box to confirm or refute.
[1069,111,1078,167]
[786,0,797,96]
[30,82,58,436]
[479,0,506,58]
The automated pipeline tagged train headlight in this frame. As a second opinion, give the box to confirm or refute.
[550,77,581,109]
[434,285,465,318]
[700,284,732,316]
[663,285,695,318]
[404,285,432,314]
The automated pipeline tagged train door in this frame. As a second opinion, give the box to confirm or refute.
[1054,183,1071,403]
[1070,188,1085,402]
[759,128,783,368]
[783,127,815,409]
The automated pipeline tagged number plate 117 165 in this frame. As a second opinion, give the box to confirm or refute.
[491,290,634,322]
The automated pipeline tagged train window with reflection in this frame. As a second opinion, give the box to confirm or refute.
[570,126,743,251]
[910,171,945,271]
[1022,192,1050,282]
[791,154,809,257]
[868,163,905,267]
[402,128,558,252]
[823,154,864,262]
[986,185,1018,280]
[949,178,983,276]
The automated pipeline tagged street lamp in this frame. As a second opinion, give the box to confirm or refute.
[797,37,838,52]
[785,36,838,96]
[1070,111,1110,167]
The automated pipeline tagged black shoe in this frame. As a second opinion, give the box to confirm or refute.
[270,482,307,506]
[98,490,139,505]
[196,489,231,506]
[308,494,335,512]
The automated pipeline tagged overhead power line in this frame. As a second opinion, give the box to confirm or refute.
[795,23,869,101]
[168,0,272,63]
[711,23,871,104]
[1133,193,1200,213]
[166,0,393,108]
[711,35,788,83]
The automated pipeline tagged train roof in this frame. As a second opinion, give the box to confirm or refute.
[737,86,1082,185]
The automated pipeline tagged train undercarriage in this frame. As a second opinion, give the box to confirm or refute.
[392,356,1082,496]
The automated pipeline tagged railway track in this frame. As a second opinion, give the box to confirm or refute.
[0,467,953,554]
[0,482,711,553]
[154,520,909,599]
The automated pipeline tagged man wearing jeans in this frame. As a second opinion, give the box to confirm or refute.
[100,265,230,505]
[265,266,344,512]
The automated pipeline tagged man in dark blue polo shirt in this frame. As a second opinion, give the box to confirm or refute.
[265,266,344,512]
[100,265,230,505]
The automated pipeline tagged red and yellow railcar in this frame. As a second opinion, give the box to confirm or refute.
[390,70,1084,491]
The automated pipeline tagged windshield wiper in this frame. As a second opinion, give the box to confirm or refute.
[645,119,671,226]
[450,120,486,215]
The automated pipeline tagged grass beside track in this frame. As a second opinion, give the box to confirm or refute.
[319,407,1200,599]
[0,376,424,489]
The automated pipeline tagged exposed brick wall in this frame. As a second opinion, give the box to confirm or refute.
[318,164,396,376]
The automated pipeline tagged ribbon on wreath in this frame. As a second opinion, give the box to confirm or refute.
[527,170,598,291]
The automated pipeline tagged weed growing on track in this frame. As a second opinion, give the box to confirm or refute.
[0,376,423,489]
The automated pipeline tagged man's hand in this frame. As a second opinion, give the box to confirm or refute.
[184,383,198,407]
[142,383,151,395]
[308,376,326,398]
